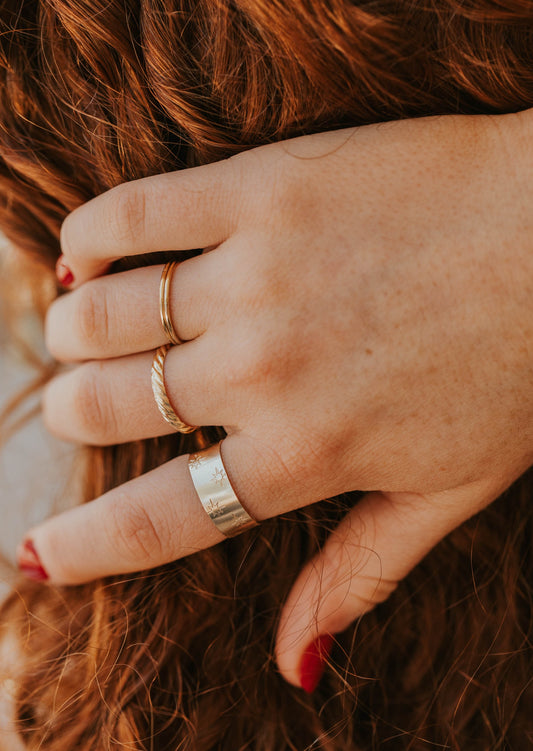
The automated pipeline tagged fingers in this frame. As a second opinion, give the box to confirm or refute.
[46,257,220,361]
[59,155,247,285]
[42,337,230,445]
[20,455,224,584]
[275,479,506,692]
[17,435,297,585]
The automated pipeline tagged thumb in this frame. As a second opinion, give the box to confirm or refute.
[275,478,506,693]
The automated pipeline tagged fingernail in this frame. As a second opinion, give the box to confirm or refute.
[17,539,49,582]
[56,256,74,287]
[298,633,334,693]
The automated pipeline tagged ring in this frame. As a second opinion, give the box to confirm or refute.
[188,442,258,537]
[151,344,197,433]
[160,261,183,345]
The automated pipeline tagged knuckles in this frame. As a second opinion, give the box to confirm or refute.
[61,182,148,262]
[224,330,283,392]
[45,282,112,360]
[73,284,111,355]
[43,362,118,445]
[40,492,172,582]
[71,363,116,443]
[105,182,147,251]
[107,492,172,566]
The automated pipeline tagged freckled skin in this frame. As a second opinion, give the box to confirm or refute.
[30,111,533,687]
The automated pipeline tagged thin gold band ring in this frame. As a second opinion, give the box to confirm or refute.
[160,261,183,345]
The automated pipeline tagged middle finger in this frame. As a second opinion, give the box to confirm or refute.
[46,256,219,362]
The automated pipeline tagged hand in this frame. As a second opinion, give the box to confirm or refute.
[20,111,533,691]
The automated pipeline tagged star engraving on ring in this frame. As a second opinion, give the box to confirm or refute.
[211,465,227,486]
[189,454,203,470]
[206,498,224,518]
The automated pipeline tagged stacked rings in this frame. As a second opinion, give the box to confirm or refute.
[152,265,259,536]
[151,262,196,434]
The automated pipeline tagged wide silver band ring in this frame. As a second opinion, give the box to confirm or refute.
[188,442,258,537]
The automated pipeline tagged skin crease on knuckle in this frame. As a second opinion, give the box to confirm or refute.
[106,181,148,254]
[107,492,170,567]
[73,283,111,355]
[214,152,250,233]
[70,362,119,445]
[222,320,283,392]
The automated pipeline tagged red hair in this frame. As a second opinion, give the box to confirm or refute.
[0,1,532,747]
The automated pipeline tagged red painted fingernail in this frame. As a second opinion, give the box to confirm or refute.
[298,633,334,693]
[17,539,49,582]
[56,256,74,287]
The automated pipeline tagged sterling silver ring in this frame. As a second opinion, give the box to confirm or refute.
[188,442,258,537]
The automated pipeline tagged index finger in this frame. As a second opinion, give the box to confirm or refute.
[60,154,246,286]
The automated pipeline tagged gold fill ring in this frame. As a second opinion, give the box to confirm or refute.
[151,344,196,434]
[160,261,183,345]
[188,442,258,537]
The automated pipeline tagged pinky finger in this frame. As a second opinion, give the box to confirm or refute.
[17,455,221,584]
[15,435,297,585]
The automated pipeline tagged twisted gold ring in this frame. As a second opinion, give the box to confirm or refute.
[151,344,196,434]
[160,261,182,345]
[188,442,258,537]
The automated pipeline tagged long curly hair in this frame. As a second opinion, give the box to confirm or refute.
[0,0,532,748]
